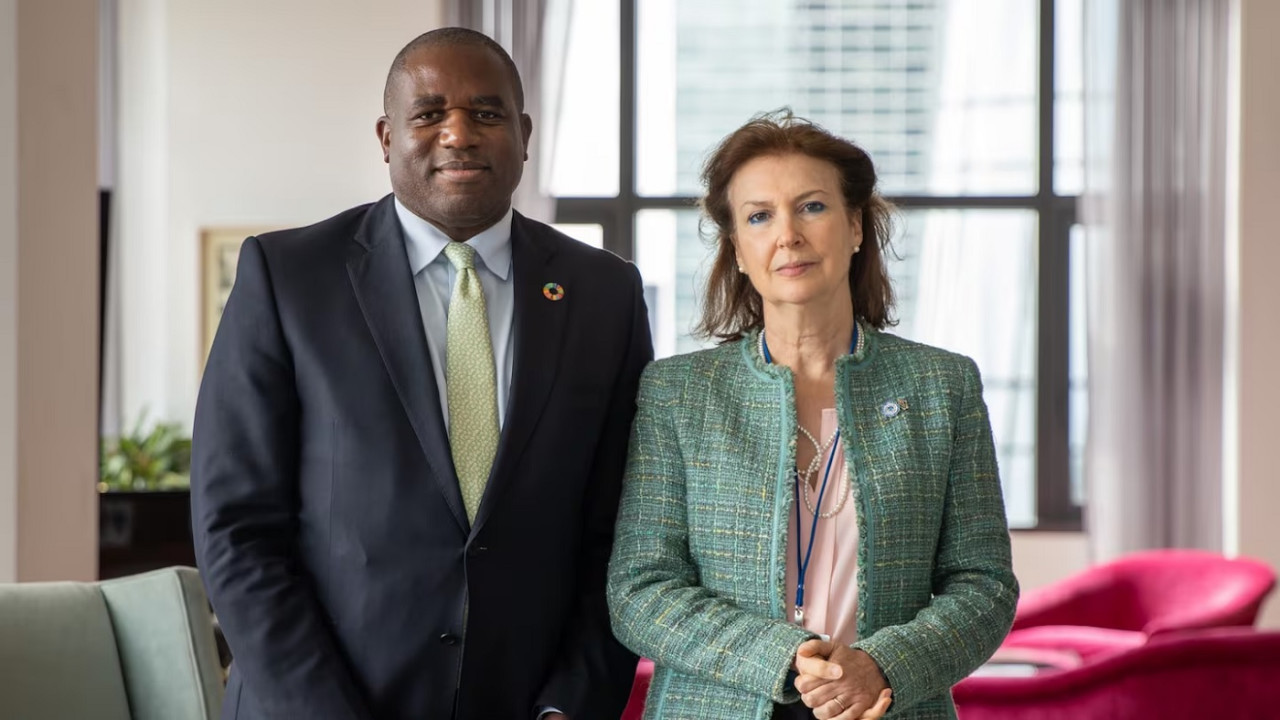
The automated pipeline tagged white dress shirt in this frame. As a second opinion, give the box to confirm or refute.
[394,198,516,431]
[397,200,566,719]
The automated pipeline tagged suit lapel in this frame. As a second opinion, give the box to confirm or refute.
[471,213,569,534]
[346,196,468,533]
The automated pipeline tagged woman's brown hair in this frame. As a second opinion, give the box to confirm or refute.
[695,110,896,342]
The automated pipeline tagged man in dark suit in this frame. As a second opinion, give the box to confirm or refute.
[191,27,651,720]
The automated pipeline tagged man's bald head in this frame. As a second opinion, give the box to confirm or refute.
[383,27,525,114]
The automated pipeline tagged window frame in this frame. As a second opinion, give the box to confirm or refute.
[553,0,1081,531]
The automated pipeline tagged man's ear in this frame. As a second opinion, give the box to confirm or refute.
[521,113,533,161]
[376,116,392,164]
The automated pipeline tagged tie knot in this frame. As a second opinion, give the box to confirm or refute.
[443,241,477,271]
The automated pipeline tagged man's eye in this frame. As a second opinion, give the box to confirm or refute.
[415,111,442,122]
[747,211,770,225]
[801,201,826,213]
[475,111,502,121]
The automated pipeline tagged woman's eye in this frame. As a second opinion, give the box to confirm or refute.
[801,201,827,213]
[747,211,770,225]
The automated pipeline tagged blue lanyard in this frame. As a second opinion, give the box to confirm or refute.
[794,431,840,623]
[760,325,858,624]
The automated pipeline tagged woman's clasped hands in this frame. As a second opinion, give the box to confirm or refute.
[793,639,893,720]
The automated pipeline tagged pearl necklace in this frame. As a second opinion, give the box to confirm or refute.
[757,324,864,518]
[756,322,867,365]
[795,423,850,517]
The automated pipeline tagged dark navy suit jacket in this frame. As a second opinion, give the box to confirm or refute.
[191,195,651,719]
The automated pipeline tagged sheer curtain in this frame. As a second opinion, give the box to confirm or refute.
[448,0,565,223]
[1082,0,1233,561]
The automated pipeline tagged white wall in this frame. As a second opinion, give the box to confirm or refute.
[0,0,18,583]
[1011,532,1090,592]
[1235,0,1280,628]
[117,0,445,429]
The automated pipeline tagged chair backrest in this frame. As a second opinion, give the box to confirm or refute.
[1013,549,1276,635]
[0,579,133,720]
[1112,550,1276,634]
[621,658,654,720]
[100,567,225,720]
[0,566,223,720]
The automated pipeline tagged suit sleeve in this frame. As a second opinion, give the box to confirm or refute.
[534,263,654,719]
[606,359,817,704]
[852,358,1020,716]
[191,237,373,720]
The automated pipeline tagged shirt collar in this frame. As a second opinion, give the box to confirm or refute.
[394,197,513,280]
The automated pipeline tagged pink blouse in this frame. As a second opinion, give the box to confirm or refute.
[784,408,860,645]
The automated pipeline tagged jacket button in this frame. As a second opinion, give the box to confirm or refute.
[439,633,460,646]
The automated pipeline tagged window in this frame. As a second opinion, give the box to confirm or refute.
[550,0,1083,530]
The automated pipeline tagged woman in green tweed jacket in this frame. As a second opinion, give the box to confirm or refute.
[607,113,1018,720]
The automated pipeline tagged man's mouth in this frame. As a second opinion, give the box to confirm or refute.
[434,161,489,181]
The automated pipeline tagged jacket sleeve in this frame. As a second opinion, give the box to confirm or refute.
[191,237,373,719]
[607,361,816,704]
[852,357,1020,715]
[535,263,653,719]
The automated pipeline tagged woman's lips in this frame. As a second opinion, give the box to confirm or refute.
[775,261,815,277]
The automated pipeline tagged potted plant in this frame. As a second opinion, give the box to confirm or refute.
[99,416,192,492]
[98,415,197,579]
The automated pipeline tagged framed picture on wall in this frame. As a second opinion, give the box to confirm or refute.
[200,227,274,372]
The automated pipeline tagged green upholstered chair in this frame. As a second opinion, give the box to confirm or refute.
[0,566,224,720]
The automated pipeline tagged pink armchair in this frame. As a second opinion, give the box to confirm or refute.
[954,628,1280,719]
[1004,550,1275,660]
[621,658,653,720]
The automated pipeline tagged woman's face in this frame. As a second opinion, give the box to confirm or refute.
[727,153,862,313]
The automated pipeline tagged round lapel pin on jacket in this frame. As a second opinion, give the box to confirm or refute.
[880,398,908,419]
[542,283,565,301]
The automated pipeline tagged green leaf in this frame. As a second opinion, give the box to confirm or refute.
[99,412,192,492]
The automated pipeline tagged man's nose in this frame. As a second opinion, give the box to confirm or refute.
[438,109,478,148]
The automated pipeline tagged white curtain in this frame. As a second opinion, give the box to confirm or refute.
[448,0,565,223]
[1083,0,1233,561]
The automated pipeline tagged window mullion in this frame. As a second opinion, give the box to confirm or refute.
[617,0,638,262]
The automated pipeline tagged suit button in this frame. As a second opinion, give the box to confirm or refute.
[439,633,460,646]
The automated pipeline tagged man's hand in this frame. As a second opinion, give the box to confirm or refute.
[793,639,892,719]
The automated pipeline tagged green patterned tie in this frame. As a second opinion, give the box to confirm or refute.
[442,242,499,523]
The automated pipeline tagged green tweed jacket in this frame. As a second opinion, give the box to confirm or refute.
[607,327,1019,720]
